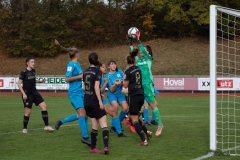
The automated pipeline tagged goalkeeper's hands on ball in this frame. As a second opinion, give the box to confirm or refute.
[135,31,140,40]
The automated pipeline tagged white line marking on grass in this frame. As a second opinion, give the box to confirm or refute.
[0,124,78,136]
[0,116,205,136]
[162,116,205,118]
[192,152,214,160]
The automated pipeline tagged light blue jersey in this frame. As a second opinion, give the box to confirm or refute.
[65,61,84,109]
[105,69,126,103]
[65,61,83,94]
[105,69,123,96]
[100,77,107,105]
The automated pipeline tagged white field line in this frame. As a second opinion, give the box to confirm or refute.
[0,123,79,136]
[0,115,205,136]
[192,152,214,160]
[193,146,240,159]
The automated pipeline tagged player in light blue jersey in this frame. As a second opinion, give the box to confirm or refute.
[98,63,127,137]
[54,45,91,146]
[105,60,128,133]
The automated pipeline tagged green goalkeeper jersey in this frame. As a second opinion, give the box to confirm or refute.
[130,44,154,85]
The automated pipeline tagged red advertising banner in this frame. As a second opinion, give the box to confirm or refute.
[154,77,198,90]
[0,79,4,87]
[217,79,233,88]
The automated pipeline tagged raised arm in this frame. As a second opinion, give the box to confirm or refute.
[136,31,152,61]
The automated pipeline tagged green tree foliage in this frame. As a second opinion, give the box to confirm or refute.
[0,0,240,57]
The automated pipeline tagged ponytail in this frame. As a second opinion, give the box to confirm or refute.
[88,52,101,66]
[127,47,139,64]
[145,45,153,60]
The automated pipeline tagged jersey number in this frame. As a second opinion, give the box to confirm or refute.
[135,72,141,88]
[85,75,91,90]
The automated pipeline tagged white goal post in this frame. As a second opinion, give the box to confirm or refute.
[210,5,240,156]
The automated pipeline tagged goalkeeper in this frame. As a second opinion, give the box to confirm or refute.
[127,31,163,136]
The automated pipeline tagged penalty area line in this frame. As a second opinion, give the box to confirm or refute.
[192,152,214,160]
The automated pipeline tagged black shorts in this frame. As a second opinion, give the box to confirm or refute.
[127,94,144,115]
[22,92,44,109]
[85,105,106,119]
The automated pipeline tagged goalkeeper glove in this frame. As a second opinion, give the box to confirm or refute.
[135,31,141,44]
[126,34,133,46]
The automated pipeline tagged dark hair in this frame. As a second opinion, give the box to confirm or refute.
[127,48,139,64]
[96,62,102,69]
[25,55,34,66]
[145,45,153,60]
[108,60,118,72]
[88,52,101,66]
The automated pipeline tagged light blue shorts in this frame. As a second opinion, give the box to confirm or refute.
[108,93,126,104]
[102,98,108,106]
[68,93,84,110]
[144,96,149,103]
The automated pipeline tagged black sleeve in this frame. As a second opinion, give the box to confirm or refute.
[95,70,102,81]
[124,69,130,81]
[19,71,25,80]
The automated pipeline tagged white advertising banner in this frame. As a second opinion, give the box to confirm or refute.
[15,77,69,90]
[198,78,240,90]
[0,77,16,90]
[2,76,240,91]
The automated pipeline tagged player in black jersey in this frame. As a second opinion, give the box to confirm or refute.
[83,52,109,154]
[123,48,152,146]
[18,56,54,133]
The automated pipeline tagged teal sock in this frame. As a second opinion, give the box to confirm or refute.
[61,114,77,124]
[143,108,149,123]
[112,117,122,134]
[85,117,88,135]
[111,117,114,128]
[78,116,88,138]
[119,111,127,122]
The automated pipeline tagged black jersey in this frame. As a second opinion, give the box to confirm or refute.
[83,67,102,106]
[19,69,37,93]
[124,66,144,96]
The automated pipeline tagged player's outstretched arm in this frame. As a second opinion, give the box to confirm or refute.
[135,31,152,61]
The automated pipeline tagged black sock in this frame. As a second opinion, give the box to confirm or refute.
[138,119,147,134]
[41,111,49,126]
[133,122,146,141]
[23,115,29,129]
[102,127,109,148]
[91,129,98,149]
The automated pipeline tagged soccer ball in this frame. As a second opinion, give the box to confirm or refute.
[128,27,139,39]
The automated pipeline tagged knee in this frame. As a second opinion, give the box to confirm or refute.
[39,102,47,110]
[78,108,86,116]
[25,109,31,116]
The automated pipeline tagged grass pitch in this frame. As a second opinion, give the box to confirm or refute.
[0,94,239,160]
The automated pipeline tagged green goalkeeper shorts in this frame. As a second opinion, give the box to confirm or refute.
[143,83,155,103]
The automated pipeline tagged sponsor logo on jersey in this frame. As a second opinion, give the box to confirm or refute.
[67,67,72,71]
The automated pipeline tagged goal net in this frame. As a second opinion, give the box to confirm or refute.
[210,5,240,156]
